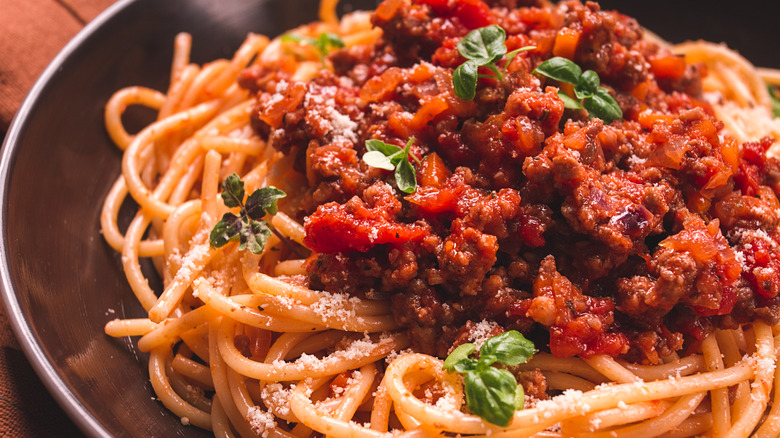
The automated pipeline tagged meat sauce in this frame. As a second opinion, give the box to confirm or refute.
[240,0,780,366]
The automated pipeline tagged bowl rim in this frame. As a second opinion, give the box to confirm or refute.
[0,1,136,436]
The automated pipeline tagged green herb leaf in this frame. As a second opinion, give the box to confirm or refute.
[280,33,310,44]
[209,175,286,254]
[395,159,417,194]
[452,25,535,101]
[457,25,507,65]
[210,213,242,248]
[476,354,498,371]
[281,32,344,62]
[534,57,622,123]
[453,60,479,100]
[515,382,525,410]
[479,330,535,367]
[441,331,536,427]
[221,174,245,208]
[366,139,403,156]
[362,138,419,193]
[558,90,584,110]
[574,70,599,99]
[464,367,519,427]
[245,186,287,219]
[443,343,479,373]
[362,150,396,171]
[443,343,476,372]
[770,86,780,118]
[365,139,395,155]
[533,57,582,84]
[315,32,345,55]
[239,219,272,254]
[455,358,480,373]
[584,87,622,124]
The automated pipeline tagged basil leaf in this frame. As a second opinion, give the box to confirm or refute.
[280,33,310,44]
[457,25,507,65]
[464,368,518,427]
[239,219,272,254]
[395,159,417,193]
[282,32,343,62]
[363,150,396,171]
[245,186,287,219]
[388,151,411,166]
[479,330,535,366]
[221,173,245,208]
[534,57,582,85]
[315,32,345,55]
[476,354,498,371]
[515,383,525,410]
[443,343,476,372]
[452,26,532,100]
[770,86,780,118]
[558,90,584,110]
[209,213,242,248]
[453,60,479,101]
[363,137,419,193]
[454,358,480,373]
[574,69,600,99]
[536,59,623,122]
[584,87,623,124]
[365,139,403,156]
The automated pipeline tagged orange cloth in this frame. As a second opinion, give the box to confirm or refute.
[0,0,116,131]
[0,2,115,435]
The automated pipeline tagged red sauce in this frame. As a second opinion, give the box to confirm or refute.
[241,0,780,364]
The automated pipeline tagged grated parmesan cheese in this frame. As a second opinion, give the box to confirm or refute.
[303,83,359,143]
[626,154,647,167]
[247,406,277,438]
[310,291,362,324]
[469,320,500,349]
[261,383,294,417]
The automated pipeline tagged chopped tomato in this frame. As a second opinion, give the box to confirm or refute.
[453,0,492,29]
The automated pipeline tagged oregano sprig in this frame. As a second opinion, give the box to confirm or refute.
[443,330,536,427]
[281,32,345,63]
[209,174,286,255]
[453,25,535,100]
[362,137,421,193]
[533,57,623,123]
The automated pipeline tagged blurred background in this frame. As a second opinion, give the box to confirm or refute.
[598,0,780,70]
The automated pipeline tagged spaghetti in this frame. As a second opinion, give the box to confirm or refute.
[102,0,780,436]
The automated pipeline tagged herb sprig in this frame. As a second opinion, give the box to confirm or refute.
[533,57,623,123]
[209,174,286,255]
[769,86,780,118]
[453,25,535,100]
[443,330,536,427]
[362,137,421,193]
[281,32,345,63]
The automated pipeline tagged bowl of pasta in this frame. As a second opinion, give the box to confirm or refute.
[2,0,780,437]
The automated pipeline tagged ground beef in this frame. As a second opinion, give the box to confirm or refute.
[242,0,780,371]
[516,368,548,401]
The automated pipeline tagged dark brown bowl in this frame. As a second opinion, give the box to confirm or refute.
[0,0,776,437]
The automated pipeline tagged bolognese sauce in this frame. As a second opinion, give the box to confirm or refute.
[240,0,780,374]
